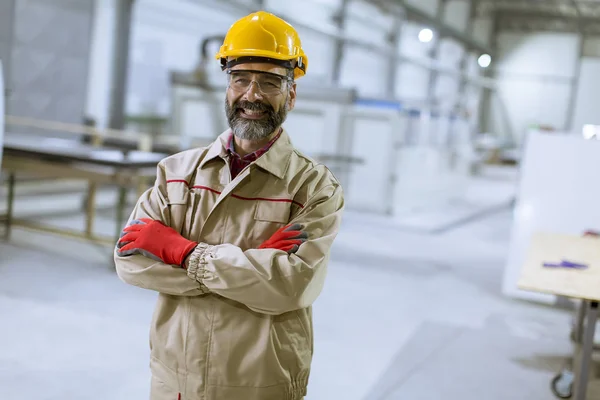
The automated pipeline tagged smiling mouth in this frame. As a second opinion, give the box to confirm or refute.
[238,108,267,119]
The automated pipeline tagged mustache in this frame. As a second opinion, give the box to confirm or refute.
[234,100,273,113]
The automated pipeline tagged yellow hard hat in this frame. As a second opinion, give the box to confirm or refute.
[215,11,308,80]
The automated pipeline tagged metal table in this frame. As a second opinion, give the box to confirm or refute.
[1,134,166,244]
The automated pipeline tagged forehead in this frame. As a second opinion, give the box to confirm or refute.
[228,62,288,76]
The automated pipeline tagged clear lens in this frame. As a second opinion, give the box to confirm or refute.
[227,70,289,95]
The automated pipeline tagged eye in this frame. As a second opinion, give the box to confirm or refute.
[263,81,279,88]
[234,78,250,85]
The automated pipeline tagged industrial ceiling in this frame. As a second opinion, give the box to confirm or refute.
[476,0,600,34]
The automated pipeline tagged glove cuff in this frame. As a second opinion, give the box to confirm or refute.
[186,243,216,294]
[179,241,199,268]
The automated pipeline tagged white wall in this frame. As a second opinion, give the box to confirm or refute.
[434,38,464,110]
[265,0,339,86]
[488,32,581,145]
[340,1,395,98]
[397,0,484,117]
[396,21,434,104]
[87,0,245,127]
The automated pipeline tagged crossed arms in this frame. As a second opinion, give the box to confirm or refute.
[114,163,344,315]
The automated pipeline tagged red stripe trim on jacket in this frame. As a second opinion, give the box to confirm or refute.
[165,180,303,208]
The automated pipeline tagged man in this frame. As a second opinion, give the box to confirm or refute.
[114,10,344,400]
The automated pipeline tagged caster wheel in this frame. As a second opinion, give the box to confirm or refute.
[551,370,573,399]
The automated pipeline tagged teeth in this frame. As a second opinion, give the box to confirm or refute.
[243,109,263,115]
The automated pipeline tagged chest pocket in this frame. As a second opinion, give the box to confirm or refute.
[252,200,292,245]
[165,181,191,236]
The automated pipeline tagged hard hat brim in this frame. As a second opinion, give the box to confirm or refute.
[215,48,299,62]
[217,51,307,79]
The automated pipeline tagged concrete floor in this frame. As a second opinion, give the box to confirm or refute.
[0,169,597,400]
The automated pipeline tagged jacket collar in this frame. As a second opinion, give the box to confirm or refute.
[254,128,293,179]
[198,130,229,169]
[199,128,293,180]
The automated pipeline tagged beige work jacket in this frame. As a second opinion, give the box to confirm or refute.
[114,129,344,400]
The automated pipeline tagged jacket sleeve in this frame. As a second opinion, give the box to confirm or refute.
[113,161,207,297]
[185,183,344,315]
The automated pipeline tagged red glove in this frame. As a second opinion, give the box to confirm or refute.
[258,223,308,253]
[117,218,197,267]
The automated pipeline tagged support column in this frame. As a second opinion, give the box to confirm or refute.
[455,0,476,115]
[385,13,403,99]
[478,15,498,136]
[108,0,135,130]
[426,0,448,105]
[330,0,349,85]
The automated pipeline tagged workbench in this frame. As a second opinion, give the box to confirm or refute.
[0,133,167,244]
[519,231,600,399]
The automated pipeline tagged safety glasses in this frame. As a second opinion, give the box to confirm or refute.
[226,69,292,96]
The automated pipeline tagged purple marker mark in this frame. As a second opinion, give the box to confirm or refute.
[543,260,589,269]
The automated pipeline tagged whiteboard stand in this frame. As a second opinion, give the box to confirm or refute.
[518,231,600,399]
[0,60,4,170]
[0,60,5,240]
[503,130,600,304]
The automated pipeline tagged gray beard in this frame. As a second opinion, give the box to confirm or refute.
[225,99,288,141]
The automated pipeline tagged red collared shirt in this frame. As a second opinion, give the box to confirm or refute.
[226,129,282,179]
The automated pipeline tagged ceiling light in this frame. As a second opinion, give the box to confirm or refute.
[418,28,433,43]
[478,54,492,68]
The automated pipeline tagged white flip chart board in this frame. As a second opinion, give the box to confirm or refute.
[502,130,600,304]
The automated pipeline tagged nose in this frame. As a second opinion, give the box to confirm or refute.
[243,81,264,102]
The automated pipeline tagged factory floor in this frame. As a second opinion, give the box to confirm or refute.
[0,167,598,400]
